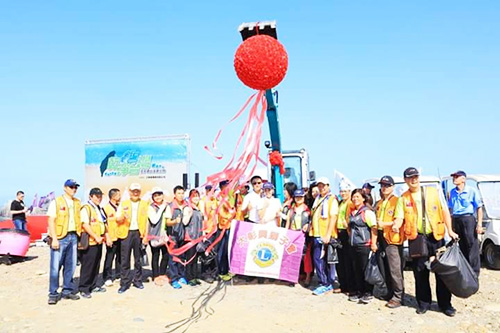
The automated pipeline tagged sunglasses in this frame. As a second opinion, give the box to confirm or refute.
[69,186,78,190]
[252,181,262,185]
[380,184,393,188]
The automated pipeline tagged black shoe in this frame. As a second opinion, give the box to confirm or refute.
[442,307,456,317]
[48,296,59,305]
[133,282,144,290]
[91,287,107,293]
[118,285,129,294]
[62,293,80,300]
[416,307,429,315]
[80,292,92,299]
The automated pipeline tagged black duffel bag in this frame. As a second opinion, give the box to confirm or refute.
[430,241,479,298]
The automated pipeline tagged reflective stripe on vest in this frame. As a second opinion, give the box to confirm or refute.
[402,187,445,241]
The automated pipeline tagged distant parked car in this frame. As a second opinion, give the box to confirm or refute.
[442,174,500,270]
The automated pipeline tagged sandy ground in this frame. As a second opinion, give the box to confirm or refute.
[1,246,500,333]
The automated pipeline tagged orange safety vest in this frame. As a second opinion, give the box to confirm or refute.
[118,199,149,238]
[217,196,235,230]
[402,187,446,241]
[376,195,404,245]
[81,204,106,246]
[54,196,82,239]
[103,203,118,242]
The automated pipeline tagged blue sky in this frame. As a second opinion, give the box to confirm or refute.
[1,0,499,204]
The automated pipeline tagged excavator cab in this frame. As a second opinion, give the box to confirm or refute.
[238,21,278,41]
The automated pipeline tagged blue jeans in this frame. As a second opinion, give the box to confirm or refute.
[312,237,337,287]
[13,219,27,231]
[49,233,78,297]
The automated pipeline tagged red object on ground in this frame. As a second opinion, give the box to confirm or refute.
[234,35,288,90]
[269,150,285,175]
[0,215,48,243]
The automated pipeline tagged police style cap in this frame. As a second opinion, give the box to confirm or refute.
[451,170,467,178]
[403,167,420,178]
[64,179,80,187]
[89,188,103,196]
[378,175,395,186]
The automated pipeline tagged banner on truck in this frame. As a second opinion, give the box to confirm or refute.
[85,135,190,199]
[228,220,305,283]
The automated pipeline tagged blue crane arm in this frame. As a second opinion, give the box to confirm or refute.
[265,89,284,202]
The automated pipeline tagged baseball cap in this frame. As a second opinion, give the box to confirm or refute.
[64,179,80,187]
[130,183,141,191]
[151,187,163,195]
[316,177,330,185]
[403,167,420,178]
[219,180,230,187]
[89,188,103,196]
[205,185,213,191]
[378,176,395,186]
[451,170,467,178]
[293,189,305,197]
[362,182,375,190]
[263,182,275,190]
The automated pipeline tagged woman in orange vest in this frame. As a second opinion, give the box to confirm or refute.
[371,176,404,308]
[78,188,110,298]
[348,188,377,304]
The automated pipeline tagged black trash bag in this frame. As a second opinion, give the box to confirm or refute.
[364,251,384,286]
[430,241,479,298]
[140,244,149,267]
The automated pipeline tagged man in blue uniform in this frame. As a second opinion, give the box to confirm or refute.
[448,170,483,276]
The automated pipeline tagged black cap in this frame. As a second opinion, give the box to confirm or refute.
[404,167,420,178]
[219,180,229,188]
[378,175,395,186]
[362,182,375,190]
[451,170,467,178]
[89,188,103,196]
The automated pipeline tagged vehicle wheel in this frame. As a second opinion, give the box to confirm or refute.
[483,242,500,270]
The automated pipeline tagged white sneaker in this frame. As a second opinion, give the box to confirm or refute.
[105,280,113,287]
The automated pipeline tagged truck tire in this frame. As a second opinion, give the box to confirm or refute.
[483,241,500,270]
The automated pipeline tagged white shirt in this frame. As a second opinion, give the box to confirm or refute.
[241,191,263,223]
[258,197,282,225]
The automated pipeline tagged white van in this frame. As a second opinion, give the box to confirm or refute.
[441,174,500,270]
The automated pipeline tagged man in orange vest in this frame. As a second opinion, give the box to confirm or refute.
[394,167,458,316]
[102,188,122,287]
[47,179,82,305]
[371,176,404,308]
[116,183,149,294]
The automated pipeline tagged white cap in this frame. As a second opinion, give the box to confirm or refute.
[130,183,141,191]
[151,187,163,195]
[316,177,330,185]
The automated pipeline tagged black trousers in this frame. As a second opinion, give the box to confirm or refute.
[412,234,452,310]
[376,230,392,299]
[79,244,103,293]
[336,229,355,293]
[103,239,121,281]
[120,230,142,288]
[185,246,199,281]
[150,244,168,278]
[351,245,372,295]
[453,214,481,275]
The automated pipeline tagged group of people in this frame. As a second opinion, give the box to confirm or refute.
[45,167,484,318]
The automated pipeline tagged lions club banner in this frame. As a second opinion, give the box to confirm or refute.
[228,220,305,283]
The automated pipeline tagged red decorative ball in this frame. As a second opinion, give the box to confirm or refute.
[234,35,288,91]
